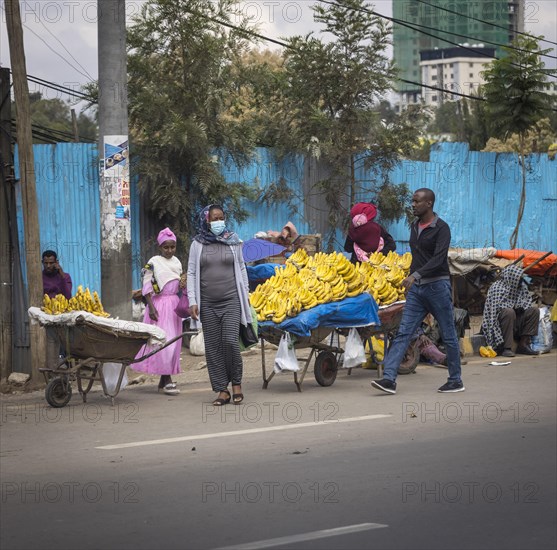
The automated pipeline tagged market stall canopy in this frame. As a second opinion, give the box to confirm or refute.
[242,239,285,262]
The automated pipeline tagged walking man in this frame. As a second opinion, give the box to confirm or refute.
[371,188,464,394]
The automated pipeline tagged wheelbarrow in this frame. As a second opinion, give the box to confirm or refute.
[35,313,195,407]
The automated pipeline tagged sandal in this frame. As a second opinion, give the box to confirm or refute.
[232,393,244,405]
[212,390,231,406]
[163,383,180,395]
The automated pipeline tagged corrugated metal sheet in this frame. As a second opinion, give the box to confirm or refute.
[15,143,101,293]
[383,143,557,252]
[16,143,556,294]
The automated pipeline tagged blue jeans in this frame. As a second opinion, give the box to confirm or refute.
[383,280,462,383]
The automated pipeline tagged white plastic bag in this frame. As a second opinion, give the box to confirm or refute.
[189,329,206,356]
[342,328,366,369]
[531,306,553,354]
[103,362,128,394]
[273,333,299,373]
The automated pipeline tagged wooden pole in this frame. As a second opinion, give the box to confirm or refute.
[5,0,46,386]
[0,68,13,381]
[70,108,79,142]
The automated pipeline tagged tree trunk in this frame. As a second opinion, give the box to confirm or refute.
[509,135,526,249]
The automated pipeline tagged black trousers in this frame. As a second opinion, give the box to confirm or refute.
[498,307,539,349]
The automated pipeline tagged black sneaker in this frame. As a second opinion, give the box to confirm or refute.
[371,379,397,394]
[438,381,465,393]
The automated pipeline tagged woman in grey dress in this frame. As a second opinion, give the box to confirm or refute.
[187,205,251,405]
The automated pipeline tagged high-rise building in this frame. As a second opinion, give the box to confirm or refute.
[393,0,525,104]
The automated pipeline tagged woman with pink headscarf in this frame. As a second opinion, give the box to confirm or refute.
[133,227,186,395]
[344,202,396,263]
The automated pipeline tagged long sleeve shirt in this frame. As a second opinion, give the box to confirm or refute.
[409,215,451,284]
[42,271,72,299]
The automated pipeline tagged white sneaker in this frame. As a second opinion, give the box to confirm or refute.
[163,383,180,395]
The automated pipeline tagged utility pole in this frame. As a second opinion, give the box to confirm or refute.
[0,67,13,381]
[70,108,79,142]
[5,0,46,384]
[98,0,132,320]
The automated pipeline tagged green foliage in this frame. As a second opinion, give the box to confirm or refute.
[20,93,97,143]
[259,0,426,246]
[126,0,260,252]
[481,35,556,248]
[481,36,555,140]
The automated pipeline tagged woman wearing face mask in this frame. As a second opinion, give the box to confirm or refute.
[187,205,251,406]
[133,228,186,395]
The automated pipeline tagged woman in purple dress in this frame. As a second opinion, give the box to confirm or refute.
[133,228,185,395]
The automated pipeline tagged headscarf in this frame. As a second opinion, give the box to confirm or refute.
[348,202,382,255]
[481,264,533,349]
[157,227,176,245]
[193,204,241,245]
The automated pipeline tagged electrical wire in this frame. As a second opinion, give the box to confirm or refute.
[26,74,94,101]
[317,0,557,77]
[0,4,92,81]
[186,3,556,110]
[21,1,95,80]
[415,0,557,47]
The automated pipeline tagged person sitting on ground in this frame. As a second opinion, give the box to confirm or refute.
[481,264,539,357]
[42,250,72,299]
[344,202,396,264]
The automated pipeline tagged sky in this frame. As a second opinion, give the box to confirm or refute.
[1,0,556,112]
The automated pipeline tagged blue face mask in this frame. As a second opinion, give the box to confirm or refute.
[210,220,226,236]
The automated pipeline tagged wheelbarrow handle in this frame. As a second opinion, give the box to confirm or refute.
[131,330,199,364]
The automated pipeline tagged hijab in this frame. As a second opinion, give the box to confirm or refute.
[193,204,241,245]
[481,264,533,349]
[348,202,382,253]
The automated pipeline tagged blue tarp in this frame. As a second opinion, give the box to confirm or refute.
[246,263,283,282]
[259,293,380,337]
[242,239,285,262]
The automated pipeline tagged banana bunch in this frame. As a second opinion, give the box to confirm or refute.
[250,251,369,323]
[42,285,110,317]
[358,250,414,306]
[368,250,412,272]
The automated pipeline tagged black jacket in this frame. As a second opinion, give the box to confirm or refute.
[344,226,396,263]
[409,215,451,282]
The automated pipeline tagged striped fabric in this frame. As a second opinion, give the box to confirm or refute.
[200,296,243,392]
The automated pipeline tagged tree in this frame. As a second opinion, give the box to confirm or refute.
[265,0,425,245]
[126,0,260,251]
[482,118,556,154]
[481,35,556,248]
[14,93,97,143]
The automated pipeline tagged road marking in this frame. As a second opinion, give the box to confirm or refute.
[95,414,391,450]
[213,523,388,549]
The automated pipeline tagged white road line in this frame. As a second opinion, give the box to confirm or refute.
[95,414,391,450]
[213,522,388,550]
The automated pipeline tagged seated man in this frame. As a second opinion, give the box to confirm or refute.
[481,264,539,357]
[42,249,72,299]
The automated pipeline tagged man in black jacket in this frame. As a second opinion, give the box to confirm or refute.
[371,188,464,394]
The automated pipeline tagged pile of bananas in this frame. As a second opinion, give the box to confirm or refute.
[250,248,413,323]
[42,285,110,317]
[358,251,413,305]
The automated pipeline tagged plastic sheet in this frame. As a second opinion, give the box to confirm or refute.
[259,293,379,337]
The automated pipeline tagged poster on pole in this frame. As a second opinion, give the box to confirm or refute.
[103,135,130,221]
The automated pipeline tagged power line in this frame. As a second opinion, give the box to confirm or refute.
[317,0,557,78]
[187,3,557,112]
[21,1,95,80]
[0,4,92,81]
[415,0,557,47]
[398,14,557,60]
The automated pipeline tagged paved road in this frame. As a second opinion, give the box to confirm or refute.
[1,352,556,550]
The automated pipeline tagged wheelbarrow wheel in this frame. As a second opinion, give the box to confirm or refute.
[397,341,420,375]
[314,351,338,387]
[45,376,72,408]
